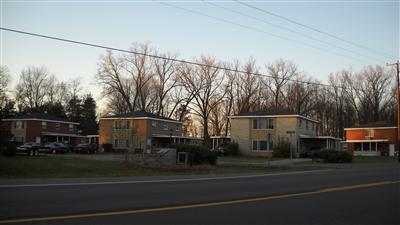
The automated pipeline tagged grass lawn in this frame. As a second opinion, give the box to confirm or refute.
[0,155,317,179]
[218,156,285,163]
[353,156,398,164]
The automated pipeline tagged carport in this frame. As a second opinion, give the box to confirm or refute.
[300,135,341,153]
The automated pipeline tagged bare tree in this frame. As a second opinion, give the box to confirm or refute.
[0,66,11,106]
[97,50,135,112]
[235,58,261,113]
[15,66,51,111]
[267,59,298,109]
[285,74,318,115]
[153,52,179,116]
[179,56,225,143]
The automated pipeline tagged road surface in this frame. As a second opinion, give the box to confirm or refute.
[0,164,399,225]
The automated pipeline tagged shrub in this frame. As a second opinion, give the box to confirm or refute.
[273,139,290,158]
[311,149,353,163]
[172,144,218,165]
[102,143,113,152]
[2,142,16,157]
[223,143,240,156]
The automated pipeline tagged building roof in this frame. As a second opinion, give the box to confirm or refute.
[230,109,319,123]
[344,121,397,130]
[234,109,295,117]
[100,110,180,123]
[2,113,79,124]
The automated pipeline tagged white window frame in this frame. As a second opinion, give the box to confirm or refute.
[252,139,271,152]
[41,121,47,129]
[252,119,274,130]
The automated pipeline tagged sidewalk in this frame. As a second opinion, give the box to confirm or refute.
[218,158,312,167]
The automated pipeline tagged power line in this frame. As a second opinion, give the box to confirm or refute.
[235,0,396,60]
[204,0,385,64]
[155,1,375,64]
[0,27,357,91]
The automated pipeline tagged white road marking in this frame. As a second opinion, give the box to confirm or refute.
[0,170,330,188]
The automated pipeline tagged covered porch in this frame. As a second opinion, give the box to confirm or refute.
[300,135,341,153]
[345,139,389,156]
[41,132,87,145]
[151,134,204,149]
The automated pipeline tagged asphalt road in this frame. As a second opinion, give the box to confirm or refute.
[0,164,399,225]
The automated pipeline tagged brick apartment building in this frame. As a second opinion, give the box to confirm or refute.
[230,110,340,157]
[1,113,84,145]
[99,111,200,153]
[344,121,397,156]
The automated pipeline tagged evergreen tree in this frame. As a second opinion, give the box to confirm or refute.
[80,94,98,135]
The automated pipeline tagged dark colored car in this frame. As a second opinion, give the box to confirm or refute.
[16,142,40,156]
[74,143,96,154]
[43,143,68,154]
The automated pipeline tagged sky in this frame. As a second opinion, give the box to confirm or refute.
[1,0,399,110]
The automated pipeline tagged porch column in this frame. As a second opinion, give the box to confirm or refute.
[375,142,378,152]
[369,142,372,152]
[212,139,215,150]
[361,142,363,151]
[326,139,328,149]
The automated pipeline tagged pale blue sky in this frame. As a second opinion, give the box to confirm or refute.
[1,0,399,107]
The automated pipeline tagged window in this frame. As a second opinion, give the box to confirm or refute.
[362,142,370,151]
[163,124,168,130]
[252,139,272,151]
[152,121,157,127]
[15,121,24,129]
[306,121,309,130]
[312,123,315,131]
[176,125,180,131]
[14,137,24,143]
[69,124,74,131]
[115,120,130,129]
[114,139,129,148]
[299,119,302,128]
[41,121,47,129]
[365,129,374,138]
[55,123,60,130]
[253,119,274,129]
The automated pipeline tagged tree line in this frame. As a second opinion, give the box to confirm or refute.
[1,42,396,141]
[0,65,98,135]
[96,42,397,143]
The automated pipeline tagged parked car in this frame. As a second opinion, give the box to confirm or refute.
[74,143,96,154]
[42,143,68,154]
[63,142,75,153]
[16,142,41,156]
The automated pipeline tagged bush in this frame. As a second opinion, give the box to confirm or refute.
[223,143,240,156]
[311,149,353,163]
[2,142,16,157]
[172,144,218,165]
[102,143,113,152]
[272,139,290,158]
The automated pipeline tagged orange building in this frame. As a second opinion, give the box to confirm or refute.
[344,122,397,156]
[99,111,201,153]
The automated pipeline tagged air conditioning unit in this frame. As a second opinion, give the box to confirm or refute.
[365,136,372,140]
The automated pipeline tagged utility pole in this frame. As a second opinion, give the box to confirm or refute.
[386,60,400,162]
